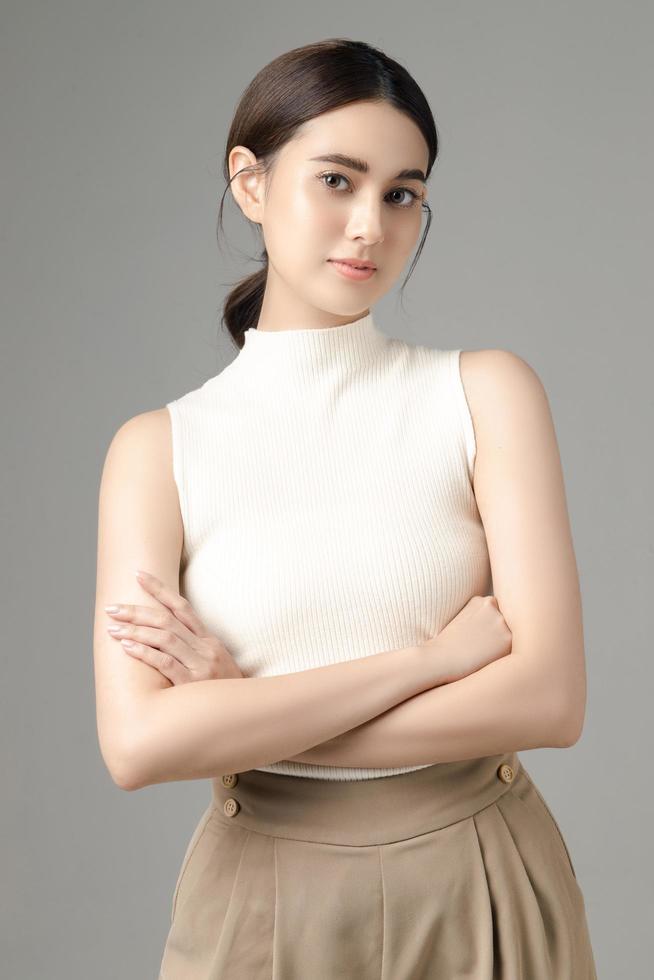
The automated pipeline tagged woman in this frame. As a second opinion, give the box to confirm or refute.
[93,38,598,979]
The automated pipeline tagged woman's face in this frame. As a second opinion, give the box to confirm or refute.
[229,100,430,326]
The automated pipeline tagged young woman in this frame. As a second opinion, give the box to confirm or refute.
[93,38,598,979]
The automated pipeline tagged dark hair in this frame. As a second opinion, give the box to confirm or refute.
[218,38,439,349]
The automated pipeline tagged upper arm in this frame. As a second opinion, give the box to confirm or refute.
[93,407,183,788]
[459,349,587,744]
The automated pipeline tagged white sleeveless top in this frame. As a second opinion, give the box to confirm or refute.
[166,311,492,780]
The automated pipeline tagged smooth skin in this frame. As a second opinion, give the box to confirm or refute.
[93,100,586,790]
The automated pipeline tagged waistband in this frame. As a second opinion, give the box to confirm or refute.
[210,751,522,846]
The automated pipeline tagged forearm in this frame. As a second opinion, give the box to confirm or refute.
[123,644,449,790]
[287,653,570,769]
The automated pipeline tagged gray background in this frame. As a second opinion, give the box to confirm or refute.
[2,1,651,976]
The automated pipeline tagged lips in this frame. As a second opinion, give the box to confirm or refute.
[329,258,377,270]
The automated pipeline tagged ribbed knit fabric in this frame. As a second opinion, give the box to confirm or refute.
[166,311,492,780]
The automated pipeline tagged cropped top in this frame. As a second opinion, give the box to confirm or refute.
[166,311,492,780]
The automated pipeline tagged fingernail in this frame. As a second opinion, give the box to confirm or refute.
[121,639,135,647]
[135,569,146,578]
[105,605,120,613]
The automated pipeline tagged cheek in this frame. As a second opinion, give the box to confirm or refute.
[267,187,339,259]
[398,209,424,245]
[383,210,422,246]
[290,184,342,236]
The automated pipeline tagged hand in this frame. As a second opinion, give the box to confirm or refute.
[105,569,245,685]
[422,594,512,683]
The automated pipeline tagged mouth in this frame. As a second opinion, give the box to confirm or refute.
[327,258,377,282]
[328,257,377,271]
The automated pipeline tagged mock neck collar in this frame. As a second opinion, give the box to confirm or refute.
[234,311,389,380]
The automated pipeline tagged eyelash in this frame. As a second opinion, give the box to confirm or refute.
[316,171,423,209]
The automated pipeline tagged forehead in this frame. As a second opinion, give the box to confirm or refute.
[285,101,429,176]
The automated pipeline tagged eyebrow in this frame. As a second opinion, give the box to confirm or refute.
[308,153,427,183]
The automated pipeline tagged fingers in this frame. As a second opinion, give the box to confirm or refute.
[105,601,195,646]
[107,620,189,664]
[120,639,187,686]
[134,569,208,636]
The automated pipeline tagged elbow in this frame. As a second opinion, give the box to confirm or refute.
[561,708,586,747]
[98,698,158,791]
[111,757,143,792]
[550,694,586,748]
[103,733,150,792]
[103,750,138,792]
[538,658,587,748]
[111,768,138,793]
[118,734,154,791]
[526,666,585,748]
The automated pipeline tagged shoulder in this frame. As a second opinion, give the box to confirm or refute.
[100,409,177,510]
[98,407,181,567]
[104,408,172,468]
[458,348,550,441]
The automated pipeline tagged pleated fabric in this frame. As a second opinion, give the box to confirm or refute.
[158,752,597,979]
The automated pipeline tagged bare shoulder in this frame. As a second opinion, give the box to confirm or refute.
[106,406,173,461]
[458,348,550,443]
[99,404,181,588]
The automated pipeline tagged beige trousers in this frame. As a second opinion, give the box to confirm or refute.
[158,751,597,979]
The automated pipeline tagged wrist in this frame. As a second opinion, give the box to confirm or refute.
[408,640,454,692]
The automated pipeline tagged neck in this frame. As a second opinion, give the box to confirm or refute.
[234,311,389,381]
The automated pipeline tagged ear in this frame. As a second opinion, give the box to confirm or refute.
[228,145,265,224]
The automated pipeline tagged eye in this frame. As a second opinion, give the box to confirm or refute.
[386,187,422,208]
[318,171,350,192]
[316,171,423,209]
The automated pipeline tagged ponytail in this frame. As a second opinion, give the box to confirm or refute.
[221,255,268,350]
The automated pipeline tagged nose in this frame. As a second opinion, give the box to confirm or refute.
[345,194,385,246]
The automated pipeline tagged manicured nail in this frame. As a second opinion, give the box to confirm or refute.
[105,605,120,613]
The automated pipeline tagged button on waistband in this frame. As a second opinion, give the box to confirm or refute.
[497,763,514,784]
[222,773,239,788]
[224,797,240,817]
